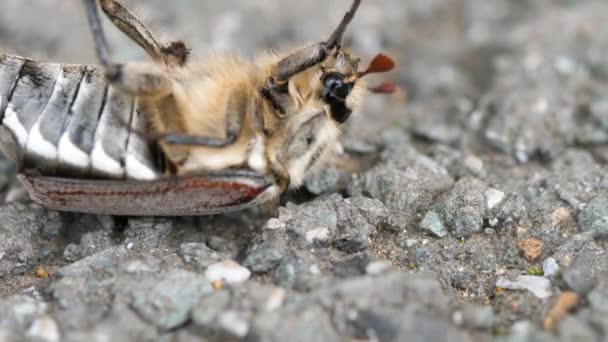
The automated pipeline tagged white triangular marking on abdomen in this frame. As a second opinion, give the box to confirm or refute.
[125,155,157,180]
[58,133,90,169]
[3,104,28,147]
[26,121,58,160]
[91,142,123,177]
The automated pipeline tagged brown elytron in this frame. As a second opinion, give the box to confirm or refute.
[0,0,394,215]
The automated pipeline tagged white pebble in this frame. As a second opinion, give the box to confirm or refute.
[366,261,391,275]
[464,155,484,175]
[309,264,321,275]
[266,218,285,230]
[542,257,559,277]
[26,316,60,342]
[218,311,250,338]
[265,288,286,311]
[126,242,134,250]
[205,260,251,284]
[452,311,464,326]
[496,275,551,299]
[485,189,506,210]
[306,227,330,243]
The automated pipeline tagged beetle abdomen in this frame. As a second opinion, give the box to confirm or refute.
[0,53,159,180]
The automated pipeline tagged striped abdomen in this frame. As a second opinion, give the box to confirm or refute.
[0,53,159,180]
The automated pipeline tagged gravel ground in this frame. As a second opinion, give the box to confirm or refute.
[1,0,608,341]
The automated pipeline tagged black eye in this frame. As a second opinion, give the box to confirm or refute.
[322,73,354,124]
[323,73,352,100]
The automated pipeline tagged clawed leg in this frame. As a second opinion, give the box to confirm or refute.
[83,0,173,96]
[82,0,241,151]
[98,0,190,66]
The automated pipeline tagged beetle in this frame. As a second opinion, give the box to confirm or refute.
[0,0,395,216]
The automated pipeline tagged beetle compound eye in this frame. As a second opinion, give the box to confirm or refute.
[323,72,353,100]
[322,73,352,124]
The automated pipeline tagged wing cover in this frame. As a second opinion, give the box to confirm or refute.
[19,171,272,216]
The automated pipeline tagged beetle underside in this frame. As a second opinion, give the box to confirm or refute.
[0,0,395,216]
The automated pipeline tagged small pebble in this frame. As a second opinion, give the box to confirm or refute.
[543,291,579,330]
[496,275,552,299]
[551,207,571,228]
[578,192,608,238]
[517,238,543,263]
[452,305,495,330]
[419,211,448,238]
[265,288,286,311]
[309,264,321,275]
[35,266,49,278]
[26,316,60,342]
[365,261,391,275]
[266,218,285,230]
[126,242,134,250]
[305,227,330,244]
[542,257,559,277]
[62,244,80,262]
[218,311,250,338]
[205,260,251,284]
[485,189,505,210]
[212,280,224,290]
[464,155,484,175]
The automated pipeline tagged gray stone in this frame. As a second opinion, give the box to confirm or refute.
[305,166,341,195]
[62,244,81,262]
[179,242,222,271]
[578,192,608,238]
[191,290,232,329]
[419,211,448,238]
[562,255,599,296]
[128,269,212,330]
[57,246,128,278]
[0,296,48,326]
[588,278,608,314]
[437,177,491,238]
[453,206,483,238]
[452,305,495,330]
[243,242,285,273]
[347,196,389,227]
[556,317,598,342]
[0,204,47,276]
[349,144,454,230]
[274,251,323,291]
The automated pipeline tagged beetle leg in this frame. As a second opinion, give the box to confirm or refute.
[83,0,111,67]
[106,63,173,97]
[268,0,361,85]
[98,0,190,66]
[83,0,173,97]
[158,133,238,148]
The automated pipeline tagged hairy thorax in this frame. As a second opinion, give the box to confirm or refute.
[138,51,366,191]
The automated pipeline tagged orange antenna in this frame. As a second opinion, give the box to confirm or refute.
[358,54,395,78]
